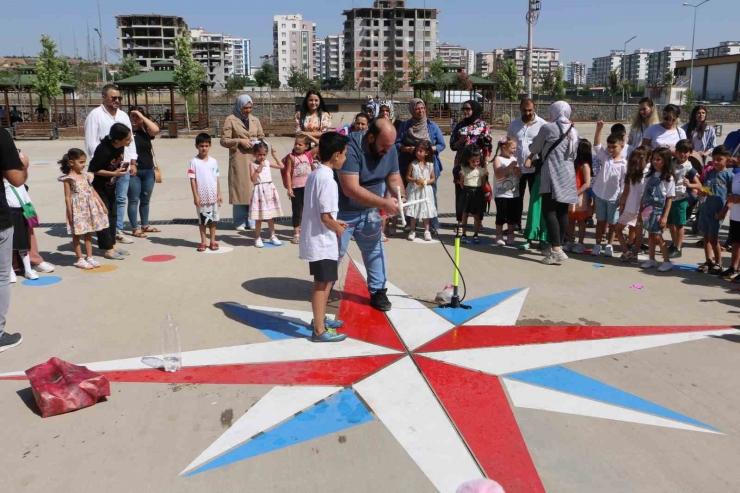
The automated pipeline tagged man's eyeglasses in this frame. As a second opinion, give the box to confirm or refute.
[109,96,123,101]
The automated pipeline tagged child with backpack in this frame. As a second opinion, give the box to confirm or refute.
[282,135,319,244]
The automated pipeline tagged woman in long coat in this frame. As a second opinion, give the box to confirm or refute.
[220,95,265,230]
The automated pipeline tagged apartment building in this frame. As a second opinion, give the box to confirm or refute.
[436,43,474,73]
[475,49,504,78]
[116,14,188,70]
[564,61,586,85]
[314,39,327,79]
[696,41,740,59]
[503,46,560,85]
[190,28,233,90]
[225,37,251,78]
[621,49,652,87]
[324,34,345,80]
[591,51,623,86]
[647,46,691,85]
[342,0,438,90]
[273,14,317,87]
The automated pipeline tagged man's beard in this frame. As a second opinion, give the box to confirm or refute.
[369,140,383,161]
[522,113,534,123]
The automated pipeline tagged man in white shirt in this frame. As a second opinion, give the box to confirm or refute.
[507,98,546,230]
[84,84,137,244]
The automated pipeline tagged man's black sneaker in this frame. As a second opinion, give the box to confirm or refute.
[640,243,649,252]
[585,217,595,228]
[370,289,392,312]
[0,332,22,353]
[668,244,677,253]
[669,248,682,259]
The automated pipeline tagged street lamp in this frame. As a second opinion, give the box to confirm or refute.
[93,28,107,85]
[683,0,710,94]
[622,35,637,118]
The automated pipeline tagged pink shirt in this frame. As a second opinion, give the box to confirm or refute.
[291,152,314,189]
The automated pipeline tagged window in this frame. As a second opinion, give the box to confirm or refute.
[282,32,286,37]
[281,23,286,28]
[292,41,296,46]
[281,50,286,54]
[292,49,297,54]
[282,41,286,46]
[282,67,286,72]
[292,23,296,28]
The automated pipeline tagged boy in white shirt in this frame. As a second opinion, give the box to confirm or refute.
[724,172,740,281]
[667,139,701,259]
[592,121,627,256]
[188,133,222,252]
[299,132,350,343]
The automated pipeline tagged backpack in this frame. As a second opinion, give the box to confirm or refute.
[281,152,315,189]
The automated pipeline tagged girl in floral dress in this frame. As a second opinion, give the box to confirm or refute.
[250,142,285,248]
[58,148,109,269]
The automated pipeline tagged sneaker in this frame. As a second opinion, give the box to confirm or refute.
[407,231,416,241]
[472,235,481,244]
[404,224,411,234]
[563,242,573,252]
[0,332,22,353]
[658,261,674,272]
[255,238,264,248]
[73,259,93,270]
[494,237,505,246]
[310,328,348,343]
[519,242,531,250]
[461,235,469,244]
[10,270,16,284]
[117,248,130,257]
[553,249,569,262]
[572,243,585,254]
[585,217,595,228]
[621,251,635,263]
[33,261,55,273]
[591,244,602,256]
[104,251,125,260]
[85,257,101,268]
[116,231,134,244]
[604,245,614,257]
[312,317,345,330]
[668,244,677,253]
[722,268,738,281]
[235,225,247,232]
[424,231,432,241]
[506,237,516,246]
[24,269,39,280]
[269,236,283,246]
[641,259,659,269]
[541,253,561,265]
[370,289,392,312]
[669,248,683,259]
[542,247,552,257]
[640,244,649,253]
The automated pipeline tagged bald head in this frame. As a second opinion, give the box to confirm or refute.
[367,119,397,160]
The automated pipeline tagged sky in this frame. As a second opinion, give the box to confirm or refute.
[1,0,736,65]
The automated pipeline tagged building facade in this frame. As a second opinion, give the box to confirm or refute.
[696,41,740,59]
[116,14,188,70]
[591,51,624,87]
[273,14,316,87]
[621,49,652,87]
[647,46,691,85]
[503,46,560,85]
[342,0,438,90]
[324,34,345,80]
[676,54,740,101]
[475,49,504,78]
[313,38,327,79]
[225,37,251,78]
[190,28,233,90]
[565,60,586,85]
[436,43,474,73]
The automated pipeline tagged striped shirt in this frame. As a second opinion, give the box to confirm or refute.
[529,122,578,204]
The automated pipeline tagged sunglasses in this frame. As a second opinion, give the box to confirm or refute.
[110,96,123,101]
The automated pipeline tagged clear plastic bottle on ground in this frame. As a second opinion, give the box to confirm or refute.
[161,314,182,372]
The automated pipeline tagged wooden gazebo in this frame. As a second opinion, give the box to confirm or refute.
[115,62,210,129]
[412,71,497,127]
[0,67,78,127]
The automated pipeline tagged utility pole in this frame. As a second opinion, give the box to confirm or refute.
[621,36,636,120]
[97,0,107,85]
[683,0,710,95]
[525,0,541,98]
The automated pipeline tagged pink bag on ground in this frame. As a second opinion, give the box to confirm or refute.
[25,357,110,418]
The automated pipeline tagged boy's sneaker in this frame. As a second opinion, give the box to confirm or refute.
[572,243,585,254]
[24,269,39,280]
[424,231,432,241]
[407,231,416,241]
[310,329,348,343]
[591,244,602,256]
[658,261,674,272]
[563,242,573,252]
[0,332,22,353]
[370,289,392,312]
[669,248,683,259]
[235,225,247,232]
[116,231,134,244]
[641,259,659,269]
[604,245,614,257]
[255,238,264,248]
[269,236,283,246]
[721,268,738,281]
[320,317,344,329]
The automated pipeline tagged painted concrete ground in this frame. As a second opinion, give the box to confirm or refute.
[0,136,739,493]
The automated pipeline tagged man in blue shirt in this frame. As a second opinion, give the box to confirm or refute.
[338,119,403,311]
[724,128,740,168]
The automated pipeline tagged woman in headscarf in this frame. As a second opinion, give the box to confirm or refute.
[220,94,265,231]
[528,101,579,265]
[450,100,492,223]
[364,101,378,124]
[378,100,395,122]
[396,98,446,232]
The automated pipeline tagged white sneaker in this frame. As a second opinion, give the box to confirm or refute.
[85,257,101,268]
[269,236,283,246]
[235,225,246,232]
[542,247,552,257]
[24,269,39,280]
[74,259,93,270]
[10,270,16,283]
[658,261,674,272]
[563,242,573,252]
[407,231,416,241]
[33,261,55,273]
[641,259,658,269]
[116,231,134,244]
[255,238,264,248]
[553,249,569,262]
[572,243,585,254]
[495,238,505,246]
[604,245,614,257]
[591,244,602,256]
[423,231,432,241]
[541,253,560,265]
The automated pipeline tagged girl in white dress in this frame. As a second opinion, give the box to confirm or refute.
[404,140,437,241]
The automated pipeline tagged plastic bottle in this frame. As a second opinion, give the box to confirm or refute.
[161,314,182,372]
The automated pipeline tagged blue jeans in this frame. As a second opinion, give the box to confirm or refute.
[338,209,387,294]
[127,168,155,229]
[115,172,130,232]
[431,182,440,230]
[233,204,255,229]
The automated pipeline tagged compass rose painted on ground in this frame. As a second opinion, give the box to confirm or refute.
[1,259,736,492]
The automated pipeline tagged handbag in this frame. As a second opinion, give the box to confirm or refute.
[152,143,162,184]
[10,185,39,228]
[531,124,574,171]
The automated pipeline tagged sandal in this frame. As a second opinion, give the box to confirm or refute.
[709,264,723,275]
[291,235,300,245]
[210,242,220,251]
[473,235,481,244]
[131,228,147,238]
[696,261,713,273]
[141,226,161,233]
[197,243,207,252]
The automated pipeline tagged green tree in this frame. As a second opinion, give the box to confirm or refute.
[119,56,141,80]
[608,69,620,100]
[173,34,207,132]
[379,70,403,100]
[683,88,696,114]
[254,62,280,89]
[496,60,524,118]
[663,69,675,86]
[225,75,250,99]
[341,68,356,91]
[407,53,422,84]
[59,58,74,85]
[553,69,566,99]
[428,58,446,91]
[32,35,64,121]
[287,66,312,93]
[540,71,554,97]
[70,62,96,114]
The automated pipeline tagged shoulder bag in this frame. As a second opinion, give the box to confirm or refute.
[11,185,39,228]
[531,124,573,172]
[151,139,162,184]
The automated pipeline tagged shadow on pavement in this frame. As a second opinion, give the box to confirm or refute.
[16,388,42,417]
